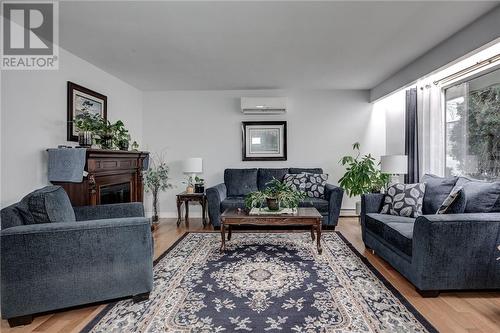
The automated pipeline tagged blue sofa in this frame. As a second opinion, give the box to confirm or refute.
[1,186,153,327]
[361,174,500,296]
[206,168,344,228]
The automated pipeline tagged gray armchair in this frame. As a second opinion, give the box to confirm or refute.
[1,186,153,327]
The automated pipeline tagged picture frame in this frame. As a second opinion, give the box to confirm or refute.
[242,121,287,161]
[67,81,107,141]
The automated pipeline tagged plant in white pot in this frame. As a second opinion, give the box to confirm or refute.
[143,155,173,224]
[339,142,389,215]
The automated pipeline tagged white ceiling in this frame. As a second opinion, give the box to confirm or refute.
[59,1,498,91]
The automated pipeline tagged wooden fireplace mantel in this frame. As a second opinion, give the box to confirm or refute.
[51,149,149,207]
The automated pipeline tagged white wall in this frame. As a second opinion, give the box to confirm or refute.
[377,90,406,155]
[370,6,500,102]
[142,89,386,216]
[1,48,143,207]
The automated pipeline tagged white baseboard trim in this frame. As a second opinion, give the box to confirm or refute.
[145,211,203,219]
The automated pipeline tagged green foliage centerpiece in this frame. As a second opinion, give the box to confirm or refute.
[245,178,306,212]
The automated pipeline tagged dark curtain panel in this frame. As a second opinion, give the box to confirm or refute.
[405,88,419,183]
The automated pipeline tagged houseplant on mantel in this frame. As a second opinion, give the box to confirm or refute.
[143,154,173,226]
[338,142,390,215]
[245,179,306,212]
[73,114,131,150]
[73,113,102,147]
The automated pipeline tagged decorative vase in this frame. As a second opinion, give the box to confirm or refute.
[100,135,113,149]
[266,197,279,211]
[355,201,362,215]
[118,140,129,151]
[194,183,204,193]
[78,131,93,147]
[186,185,194,194]
[152,191,159,222]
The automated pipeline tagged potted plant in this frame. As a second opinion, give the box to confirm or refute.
[338,142,390,214]
[96,119,115,149]
[194,176,205,193]
[112,120,130,151]
[245,178,306,212]
[143,155,173,223]
[73,113,101,147]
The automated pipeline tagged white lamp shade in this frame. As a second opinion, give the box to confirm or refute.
[183,158,203,173]
[380,155,408,174]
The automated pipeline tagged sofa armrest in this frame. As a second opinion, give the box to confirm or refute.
[412,213,500,290]
[73,202,145,221]
[360,193,384,241]
[324,184,344,226]
[1,217,153,318]
[206,183,227,227]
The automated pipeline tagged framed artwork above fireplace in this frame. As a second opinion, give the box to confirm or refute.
[67,81,107,142]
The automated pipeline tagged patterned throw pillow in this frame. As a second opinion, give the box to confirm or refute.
[436,186,463,214]
[283,173,328,198]
[380,183,426,217]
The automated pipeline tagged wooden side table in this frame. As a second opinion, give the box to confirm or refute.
[176,191,207,226]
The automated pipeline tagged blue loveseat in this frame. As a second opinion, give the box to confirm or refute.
[206,168,344,228]
[0,186,153,326]
[361,174,500,296]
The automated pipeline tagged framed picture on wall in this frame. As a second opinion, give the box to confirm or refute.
[242,121,287,161]
[67,81,107,141]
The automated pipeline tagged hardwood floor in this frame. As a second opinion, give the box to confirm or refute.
[2,217,499,332]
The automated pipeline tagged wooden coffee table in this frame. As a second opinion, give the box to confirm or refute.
[220,207,323,254]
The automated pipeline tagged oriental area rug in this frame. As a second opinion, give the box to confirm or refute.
[82,232,437,333]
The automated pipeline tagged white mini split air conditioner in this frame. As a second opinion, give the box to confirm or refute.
[241,97,287,114]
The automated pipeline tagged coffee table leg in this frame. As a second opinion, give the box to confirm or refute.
[310,226,315,241]
[220,223,226,253]
[317,222,322,254]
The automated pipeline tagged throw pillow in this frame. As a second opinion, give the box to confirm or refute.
[436,186,464,214]
[380,183,426,217]
[284,173,328,198]
[18,186,76,224]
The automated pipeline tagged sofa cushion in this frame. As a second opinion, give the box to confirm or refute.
[220,197,246,212]
[18,186,75,224]
[456,177,500,213]
[380,183,426,217]
[257,168,289,191]
[289,168,323,174]
[365,213,414,257]
[421,174,458,214]
[298,198,329,213]
[224,169,258,197]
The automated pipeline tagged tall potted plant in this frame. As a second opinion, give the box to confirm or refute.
[339,142,389,214]
[143,155,173,223]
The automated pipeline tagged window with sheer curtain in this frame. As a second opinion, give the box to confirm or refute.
[444,69,500,181]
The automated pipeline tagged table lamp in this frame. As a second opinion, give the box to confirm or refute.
[183,158,203,192]
[380,155,408,185]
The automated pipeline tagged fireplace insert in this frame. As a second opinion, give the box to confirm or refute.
[100,182,131,204]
